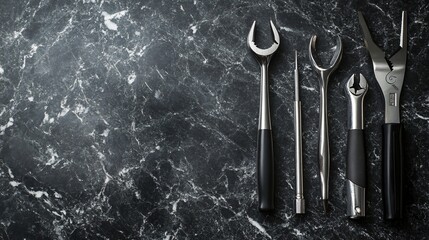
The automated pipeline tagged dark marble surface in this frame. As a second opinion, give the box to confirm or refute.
[0,0,428,239]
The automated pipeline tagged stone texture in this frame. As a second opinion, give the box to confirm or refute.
[0,0,428,239]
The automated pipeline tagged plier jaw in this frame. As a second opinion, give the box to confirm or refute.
[358,11,407,124]
[358,10,408,221]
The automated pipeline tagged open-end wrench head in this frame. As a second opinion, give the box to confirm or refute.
[346,73,368,130]
[347,74,368,96]
[247,20,280,59]
[308,35,343,74]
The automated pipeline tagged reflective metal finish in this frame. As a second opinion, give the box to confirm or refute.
[294,101,305,214]
[308,35,343,211]
[346,74,368,130]
[247,21,280,130]
[358,11,407,124]
[294,51,305,214]
[345,73,368,218]
[346,180,366,218]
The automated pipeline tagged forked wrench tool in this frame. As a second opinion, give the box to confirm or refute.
[309,36,343,212]
[247,21,280,211]
[358,11,407,220]
[345,74,368,219]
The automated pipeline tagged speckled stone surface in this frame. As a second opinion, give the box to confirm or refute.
[0,0,428,239]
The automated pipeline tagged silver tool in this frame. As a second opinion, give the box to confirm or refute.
[247,20,280,211]
[358,11,407,220]
[294,51,305,214]
[308,35,343,212]
[345,74,368,219]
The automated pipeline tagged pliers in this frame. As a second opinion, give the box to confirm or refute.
[358,11,407,220]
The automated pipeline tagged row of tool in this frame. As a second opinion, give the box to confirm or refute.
[247,11,407,220]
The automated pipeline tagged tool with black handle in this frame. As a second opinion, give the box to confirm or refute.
[345,74,368,218]
[358,11,407,220]
[247,21,280,211]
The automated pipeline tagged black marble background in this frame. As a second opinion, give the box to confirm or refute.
[0,0,428,239]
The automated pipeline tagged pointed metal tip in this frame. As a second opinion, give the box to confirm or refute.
[400,11,407,48]
[359,73,366,82]
[294,50,299,101]
[270,20,280,44]
[359,73,367,83]
[309,35,318,54]
[308,35,318,67]
[247,21,256,45]
[358,11,365,24]
[295,50,298,70]
[322,200,328,213]
[311,35,317,43]
[357,11,368,32]
[347,73,356,84]
[329,36,343,67]
[336,35,342,46]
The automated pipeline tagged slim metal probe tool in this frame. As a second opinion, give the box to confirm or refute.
[294,51,305,214]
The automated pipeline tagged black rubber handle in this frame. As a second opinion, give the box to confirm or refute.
[382,123,403,220]
[346,129,366,188]
[257,129,275,211]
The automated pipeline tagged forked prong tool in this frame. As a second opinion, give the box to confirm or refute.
[247,20,280,211]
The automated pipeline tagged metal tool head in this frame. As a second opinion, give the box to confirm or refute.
[309,35,343,78]
[347,74,368,97]
[247,20,280,61]
[358,11,407,123]
[358,11,407,88]
[346,74,368,130]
